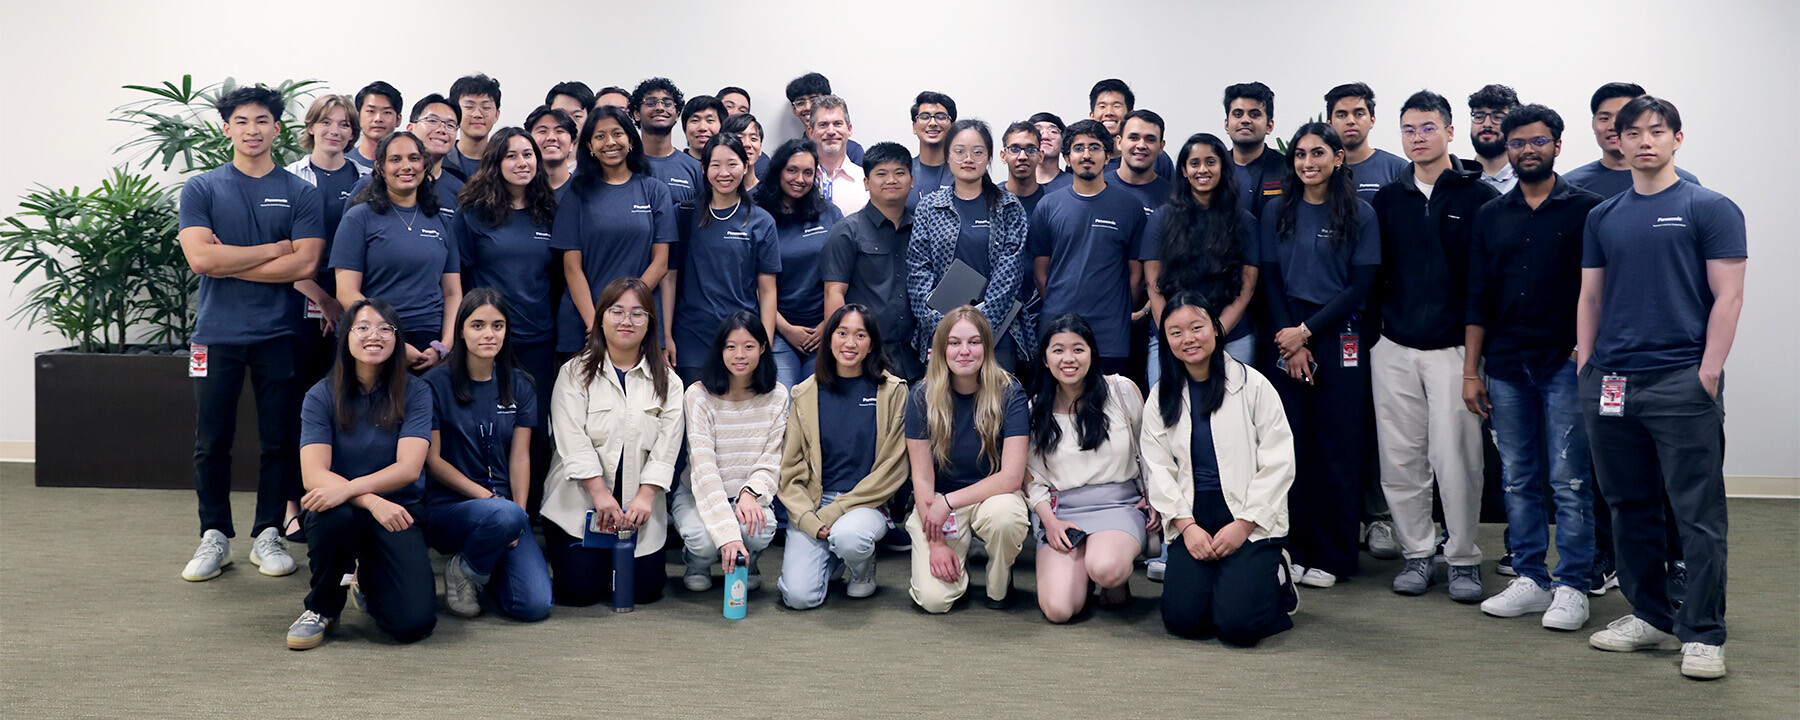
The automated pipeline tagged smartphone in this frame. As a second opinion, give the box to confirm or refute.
[1275,356,1320,379]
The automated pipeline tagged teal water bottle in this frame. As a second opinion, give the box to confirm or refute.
[723,564,748,620]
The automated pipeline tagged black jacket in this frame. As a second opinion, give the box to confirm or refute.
[1371,158,1500,350]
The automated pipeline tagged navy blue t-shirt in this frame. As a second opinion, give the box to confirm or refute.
[1187,377,1221,493]
[904,380,1029,492]
[674,205,782,367]
[1348,149,1410,202]
[1259,196,1381,307]
[1028,184,1148,358]
[1103,167,1173,217]
[1004,182,1046,218]
[550,175,678,353]
[443,146,481,181]
[311,161,361,245]
[643,151,704,207]
[1104,151,1176,181]
[330,202,458,334]
[818,374,879,495]
[908,159,953,208]
[775,204,845,329]
[179,165,324,345]
[420,365,539,505]
[1141,206,1261,341]
[458,208,556,344]
[1043,170,1074,193]
[345,146,373,169]
[299,377,434,506]
[1582,180,1746,373]
[1565,160,1700,199]
[951,194,994,278]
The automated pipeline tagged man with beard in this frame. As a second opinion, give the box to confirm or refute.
[347,81,402,168]
[1463,104,1603,632]
[1104,110,1172,217]
[1467,85,1520,194]
[908,91,957,208]
[1223,82,1284,218]
[1565,83,1701,198]
[1090,78,1175,179]
[1326,82,1411,202]
[630,77,703,208]
[1029,119,1146,375]
[446,74,502,181]
[527,105,578,196]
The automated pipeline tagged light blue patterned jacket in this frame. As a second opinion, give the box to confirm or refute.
[905,186,1035,358]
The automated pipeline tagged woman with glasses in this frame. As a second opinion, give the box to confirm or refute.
[755,138,845,389]
[539,277,684,608]
[419,289,552,621]
[667,133,780,380]
[906,119,1034,373]
[285,299,437,650]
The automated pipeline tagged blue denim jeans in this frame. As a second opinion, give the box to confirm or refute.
[773,335,816,391]
[424,498,553,621]
[1486,360,1594,591]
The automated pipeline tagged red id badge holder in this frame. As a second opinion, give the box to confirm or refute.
[189,345,209,378]
[1340,332,1360,368]
[1599,375,1626,417]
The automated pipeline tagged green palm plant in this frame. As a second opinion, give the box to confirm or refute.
[114,75,324,173]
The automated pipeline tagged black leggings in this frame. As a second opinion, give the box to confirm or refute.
[542,522,668,607]
[1161,490,1293,646]
[1271,316,1370,577]
[303,503,436,643]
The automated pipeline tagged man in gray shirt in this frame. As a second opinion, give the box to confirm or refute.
[821,142,921,381]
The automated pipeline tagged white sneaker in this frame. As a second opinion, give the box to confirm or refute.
[683,573,712,592]
[1680,642,1727,679]
[1365,520,1401,560]
[846,559,878,598]
[444,554,482,618]
[182,530,232,581]
[1146,558,1166,583]
[1299,568,1337,588]
[1481,577,1553,618]
[1589,614,1680,652]
[249,527,296,577]
[1541,585,1590,631]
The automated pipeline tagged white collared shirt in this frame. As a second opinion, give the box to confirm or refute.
[818,153,869,215]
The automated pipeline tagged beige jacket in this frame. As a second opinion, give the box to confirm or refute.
[1141,358,1295,542]
[778,373,910,538]
[542,351,685,556]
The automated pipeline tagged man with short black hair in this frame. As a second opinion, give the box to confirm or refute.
[545,80,595,129]
[401,94,466,218]
[348,81,403,167]
[446,73,502,180]
[1326,82,1410,202]
[1103,110,1171,216]
[718,86,751,116]
[1371,90,1500,604]
[526,105,579,194]
[1030,119,1146,375]
[999,122,1045,214]
[1565,82,1701,197]
[1578,96,1743,681]
[681,95,726,162]
[1223,82,1285,217]
[1029,112,1071,190]
[908,91,957,207]
[810,95,867,216]
[785,72,863,163]
[1090,78,1176,179]
[176,85,325,584]
[595,86,630,109]
[821,141,920,380]
[1467,84,1520,194]
[630,77,703,207]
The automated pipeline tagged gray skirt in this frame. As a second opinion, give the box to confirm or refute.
[1036,480,1147,549]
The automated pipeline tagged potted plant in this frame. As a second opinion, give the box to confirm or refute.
[2,76,320,488]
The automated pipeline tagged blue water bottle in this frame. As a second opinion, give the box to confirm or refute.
[723,564,748,620]
[611,529,636,613]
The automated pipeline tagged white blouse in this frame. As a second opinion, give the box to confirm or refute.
[1024,374,1145,511]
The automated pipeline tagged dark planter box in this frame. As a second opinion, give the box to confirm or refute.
[35,349,261,490]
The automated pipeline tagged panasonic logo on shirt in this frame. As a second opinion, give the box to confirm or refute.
[441,208,456,218]
[667,178,692,188]
[1091,218,1119,231]
[419,229,441,238]
[971,219,990,228]
[496,403,517,415]
[1653,215,1688,228]
[260,197,290,208]
[1359,183,1381,191]
[725,230,750,240]
[803,225,829,237]
[631,204,653,214]
[534,232,553,241]
[858,396,877,407]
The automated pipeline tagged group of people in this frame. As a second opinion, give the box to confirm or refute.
[170,71,1744,679]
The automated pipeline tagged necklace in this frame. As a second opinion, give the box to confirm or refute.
[709,199,740,221]
[397,204,419,232]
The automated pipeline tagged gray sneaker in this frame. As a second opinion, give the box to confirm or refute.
[286,610,336,650]
[182,529,232,582]
[1365,520,1402,560]
[444,554,482,618]
[249,527,296,577]
[1392,558,1436,595]
[1449,564,1483,603]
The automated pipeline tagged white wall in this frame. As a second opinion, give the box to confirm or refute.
[3,0,1796,478]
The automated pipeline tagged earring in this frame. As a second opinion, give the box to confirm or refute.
[1335,164,1343,170]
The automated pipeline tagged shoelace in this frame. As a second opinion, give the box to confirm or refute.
[197,538,227,561]
[256,534,285,555]
[1683,643,1721,659]
[295,610,325,627]
[1547,591,1582,614]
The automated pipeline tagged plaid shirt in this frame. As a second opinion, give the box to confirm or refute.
[905,186,1035,357]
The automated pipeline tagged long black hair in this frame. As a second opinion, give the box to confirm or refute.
[699,311,778,396]
[447,288,529,407]
[578,277,670,403]
[697,133,751,228]
[458,127,558,228]
[1274,122,1358,246]
[947,118,1001,209]
[814,303,891,388]
[1029,314,1111,455]
[333,298,411,431]
[1157,132,1248,310]
[754,138,829,225]
[350,131,441,217]
[1156,293,1230,427]
[571,105,647,193]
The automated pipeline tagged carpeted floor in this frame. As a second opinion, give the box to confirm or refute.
[1,463,1794,719]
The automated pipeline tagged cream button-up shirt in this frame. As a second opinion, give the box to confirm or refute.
[542,351,685,556]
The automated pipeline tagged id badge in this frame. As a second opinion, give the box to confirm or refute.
[188,344,208,377]
[1340,333,1360,367]
[304,299,323,319]
[1599,374,1626,417]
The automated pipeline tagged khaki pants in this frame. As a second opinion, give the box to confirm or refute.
[1370,339,1484,566]
[906,492,1029,613]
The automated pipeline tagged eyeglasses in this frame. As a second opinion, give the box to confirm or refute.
[1068,143,1107,154]
[640,97,679,109]
[350,323,398,338]
[790,94,821,110]
[1004,145,1041,157]
[1504,137,1555,149]
[915,112,951,123]
[418,116,459,132]
[605,307,650,325]
[949,147,988,160]
[1470,111,1508,123]
[1400,124,1441,138]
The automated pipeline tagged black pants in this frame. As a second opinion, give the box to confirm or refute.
[1581,364,1727,645]
[513,338,557,516]
[303,503,436,643]
[1592,476,1685,564]
[1270,319,1369,578]
[193,336,301,538]
[296,320,336,392]
[542,522,668,607]
[1162,490,1293,646]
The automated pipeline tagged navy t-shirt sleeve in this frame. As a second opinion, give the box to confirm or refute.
[401,381,434,442]
[1581,205,1608,268]
[291,180,325,240]
[1695,192,1748,259]
[753,213,782,274]
[299,381,333,448]
[1126,205,1148,260]
[1351,201,1381,266]
[648,179,678,244]
[1139,207,1168,262]
[904,385,928,440]
[329,205,369,271]
[550,191,584,251]
[1001,383,1029,438]
[515,373,541,428]
[421,368,448,431]
[1238,209,1261,266]
[440,222,460,274]
[1027,203,1052,258]
[178,172,216,231]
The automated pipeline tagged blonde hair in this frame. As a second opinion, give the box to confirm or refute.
[924,307,1013,471]
[299,94,358,151]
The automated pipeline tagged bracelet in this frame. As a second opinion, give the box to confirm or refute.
[1463,375,1480,380]
[938,491,952,510]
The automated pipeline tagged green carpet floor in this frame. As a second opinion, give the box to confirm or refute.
[1,463,1794,718]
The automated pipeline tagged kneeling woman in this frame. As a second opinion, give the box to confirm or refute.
[776,304,910,609]
[1028,314,1154,623]
[673,311,790,592]
[540,277,685,607]
[286,299,437,650]
[905,306,1032,613]
[1143,294,1298,646]
[420,289,552,621]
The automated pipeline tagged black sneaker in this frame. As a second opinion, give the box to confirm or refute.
[1669,560,1688,608]
[1496,553,1517,577]
[983,574,1017,609]
[1590,554,1619,597]
[877,525,912,552]
[1278,551,1301,616]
